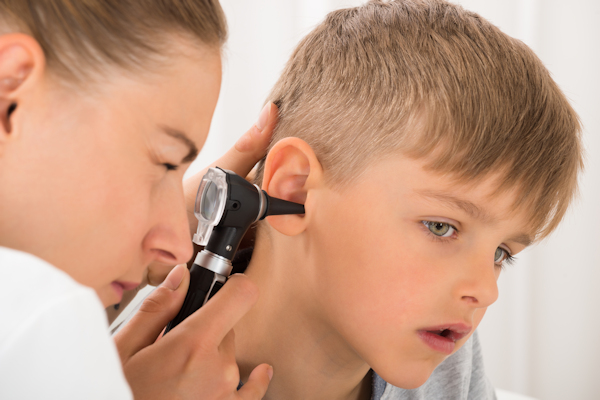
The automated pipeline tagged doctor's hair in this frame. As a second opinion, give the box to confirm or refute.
[0,0,227,83]
[256,0,583,241]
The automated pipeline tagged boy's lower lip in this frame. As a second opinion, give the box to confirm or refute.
[417,330,456,355]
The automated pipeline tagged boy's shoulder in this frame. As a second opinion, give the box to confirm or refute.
[373,331,496,400]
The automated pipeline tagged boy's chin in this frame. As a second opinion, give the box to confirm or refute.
[385,374,430,390]
[374,360,440,390]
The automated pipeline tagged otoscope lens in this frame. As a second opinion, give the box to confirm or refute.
[201,181,218,221]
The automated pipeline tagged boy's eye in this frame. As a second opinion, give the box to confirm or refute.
[494,247,508,263]
[423,221,455,237]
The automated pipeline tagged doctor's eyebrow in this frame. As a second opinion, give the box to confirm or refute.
[159,125,199,163]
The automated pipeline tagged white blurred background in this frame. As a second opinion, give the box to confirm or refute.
[185,1,600,398]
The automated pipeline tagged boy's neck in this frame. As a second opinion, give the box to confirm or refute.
[234,234,372,400]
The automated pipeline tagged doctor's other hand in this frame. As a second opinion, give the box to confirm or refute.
[183,101,278,237]
[145,102,278,287]
[114,264,272,400]
[106,103,277,324]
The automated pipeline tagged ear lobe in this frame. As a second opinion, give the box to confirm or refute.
[0,101,17,135]
[262,137,322,236]
[0,34,45,139]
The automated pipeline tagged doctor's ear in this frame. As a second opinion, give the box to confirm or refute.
[0,33,45,139]
[261,137,323,236]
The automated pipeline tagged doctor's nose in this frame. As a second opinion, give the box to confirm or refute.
[143,190,194,268]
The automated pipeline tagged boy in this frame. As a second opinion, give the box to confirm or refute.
[206,1,582,399]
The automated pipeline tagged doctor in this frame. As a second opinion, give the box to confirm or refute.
[0,0,275,398]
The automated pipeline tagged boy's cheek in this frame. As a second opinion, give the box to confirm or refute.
[448,308,488,357]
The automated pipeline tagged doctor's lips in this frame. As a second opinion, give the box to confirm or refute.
[111,281,141,301]
[417,323,472,355]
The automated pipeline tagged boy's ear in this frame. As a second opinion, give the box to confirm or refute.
[0,33,45,143]
[262,137,323,236]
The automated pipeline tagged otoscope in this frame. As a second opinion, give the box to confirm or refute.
[164,167,305,333]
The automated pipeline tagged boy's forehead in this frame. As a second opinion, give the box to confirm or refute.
[414,189,534,246]
[351,154,537,243]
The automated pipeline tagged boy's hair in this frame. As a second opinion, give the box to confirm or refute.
[0,0,227,83]
[257,0,582,240]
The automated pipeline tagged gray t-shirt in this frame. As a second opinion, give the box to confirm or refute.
[372,331,496,400]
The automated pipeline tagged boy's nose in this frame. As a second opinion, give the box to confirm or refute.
[456,255,499,308]
[142,189,194,267]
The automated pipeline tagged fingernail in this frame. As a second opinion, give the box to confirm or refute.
[255,103,271,132]
[267,365,274,381]
[162,264,185,290]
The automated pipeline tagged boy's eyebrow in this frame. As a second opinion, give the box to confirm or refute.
[416,190,496,223]
[159,125,199,163]
[508,234,533,247]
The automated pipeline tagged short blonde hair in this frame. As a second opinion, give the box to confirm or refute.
[0,0,227,83]
[257,0,582,240]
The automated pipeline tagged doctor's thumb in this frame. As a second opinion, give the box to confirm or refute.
[114,264,190,361]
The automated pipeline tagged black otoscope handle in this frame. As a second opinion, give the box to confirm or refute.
[163,263,226,334]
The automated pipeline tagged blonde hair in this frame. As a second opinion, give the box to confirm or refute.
[0,0,227,82]
[257,0,582,240]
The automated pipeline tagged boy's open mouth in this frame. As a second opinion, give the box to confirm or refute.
[426,327,469,341]
[417,323,472,355]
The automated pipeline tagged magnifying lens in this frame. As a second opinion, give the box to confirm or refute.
[164,167,304,333]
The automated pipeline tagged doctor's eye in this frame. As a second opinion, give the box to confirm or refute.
[163,163,179,171]
[422,221,456,237]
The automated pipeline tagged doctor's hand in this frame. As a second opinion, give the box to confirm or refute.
[114,265,272,400]
[146,102,278,287]
[106,102,278,324]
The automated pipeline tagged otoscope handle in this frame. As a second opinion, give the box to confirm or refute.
[163,263,226,334]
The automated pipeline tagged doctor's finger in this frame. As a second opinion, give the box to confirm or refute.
[221,101,278,175]
[183,273,258,348]
[237,363,273,400]
[114,264,190,360]
[218,327,236,359]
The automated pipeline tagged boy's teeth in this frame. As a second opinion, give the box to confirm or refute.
[427,328,453,337]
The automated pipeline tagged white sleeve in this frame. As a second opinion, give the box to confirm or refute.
[0,287,133,400]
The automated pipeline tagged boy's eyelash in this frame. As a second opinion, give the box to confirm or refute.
[497,253,517,271]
